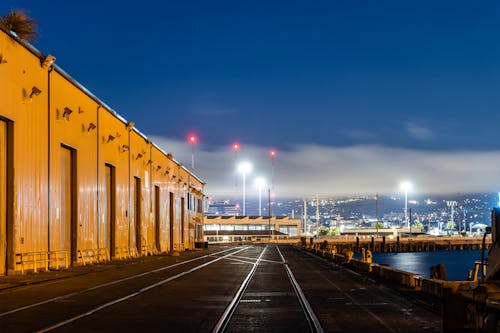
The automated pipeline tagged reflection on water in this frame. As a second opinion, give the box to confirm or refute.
[372,250,483,281]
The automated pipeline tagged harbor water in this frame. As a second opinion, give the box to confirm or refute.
[372,250,484,281]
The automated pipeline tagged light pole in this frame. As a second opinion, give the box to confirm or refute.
[232,142,240,186]
[269,149,277,221]
[400,181,412,228]
[269,149,277,193]
[238,162,252,216]
[268,188,272,240]
[187,134,198,170]
[254,177,266,216]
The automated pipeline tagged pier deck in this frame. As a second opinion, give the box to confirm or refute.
[308,235,491,253]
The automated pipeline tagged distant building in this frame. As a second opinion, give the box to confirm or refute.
[203,216,301,242]
[205,202,240,216]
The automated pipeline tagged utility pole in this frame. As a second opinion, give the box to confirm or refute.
[268,188,272,241]
[316,194,320,235]
[376,193,380,237]
[409,208,412,237]
[457,193,462,233]
[303,199,307,236]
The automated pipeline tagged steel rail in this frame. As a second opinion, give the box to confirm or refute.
[293,246,399,333]
[0,247,237,318]
[276,245,325,333]
[211,245,268,333]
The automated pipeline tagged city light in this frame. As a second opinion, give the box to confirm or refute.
[447,201,457,229]
[238,162,252,216]
[254,177,266,216]
[400,181,412,228]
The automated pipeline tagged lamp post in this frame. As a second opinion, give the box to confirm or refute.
[400,181,412,228]
[254,177,266,216]
[187,134,198,170]
[238,162,252,216]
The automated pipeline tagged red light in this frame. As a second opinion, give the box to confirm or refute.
[269,149,277,157]
[187,134,198,144]
[232,142,240,151]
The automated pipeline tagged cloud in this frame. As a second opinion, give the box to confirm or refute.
[406,123,435,141]
[151,136,500,198]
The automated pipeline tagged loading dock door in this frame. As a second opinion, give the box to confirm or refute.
[154,185,160,252]
[169,192,174,253]
[181,197,185,247]
[105,164,116,258]
[134,177,142,255]
[60,145,77,264]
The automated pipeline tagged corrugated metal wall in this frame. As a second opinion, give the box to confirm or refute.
[0,28,205,275]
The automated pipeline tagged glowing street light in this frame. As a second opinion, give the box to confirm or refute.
[238,162,252,216]
[400,181,412,228]
[187,134,198,170]
[254,177,266,216]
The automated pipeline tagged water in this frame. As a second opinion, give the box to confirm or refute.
[372,250,484,281]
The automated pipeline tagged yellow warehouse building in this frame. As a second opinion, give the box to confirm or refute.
[0,26,205,275]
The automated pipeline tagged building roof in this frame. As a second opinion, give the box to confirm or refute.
[0,26,204,185]
[204,230,287,236]
[205,215,295,220]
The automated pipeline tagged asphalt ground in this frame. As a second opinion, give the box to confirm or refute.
[0,245,441,333]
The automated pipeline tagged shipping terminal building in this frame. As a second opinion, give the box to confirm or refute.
[0,26,205,275]
[203,216,302,243]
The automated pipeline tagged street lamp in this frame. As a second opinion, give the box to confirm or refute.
[254,177,266,216]
[187,134,198,170]
[400,181,412,228]
[238,162,252,216]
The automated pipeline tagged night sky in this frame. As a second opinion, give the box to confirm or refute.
[2,1,499,197]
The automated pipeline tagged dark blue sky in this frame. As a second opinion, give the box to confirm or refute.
[3,1,498,151]
[2,1,500,196]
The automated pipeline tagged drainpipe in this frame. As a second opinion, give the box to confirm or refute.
[149,140,153,254]
[96,105,101,254]
[47,66,53,258]
[127,128,131,256]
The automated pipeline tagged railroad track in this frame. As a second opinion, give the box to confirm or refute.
[211,245,324,333]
